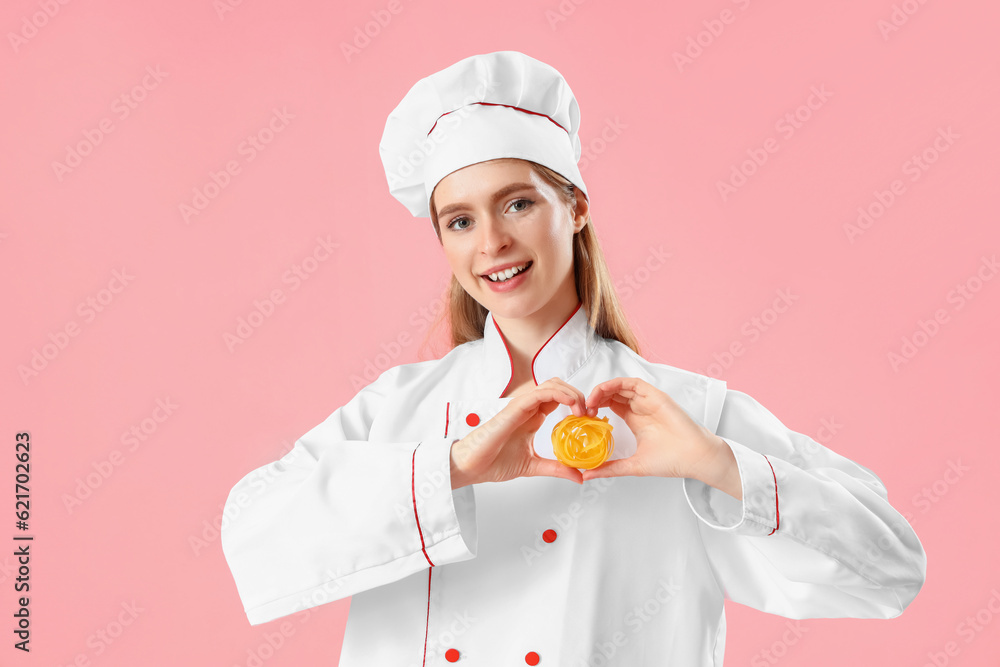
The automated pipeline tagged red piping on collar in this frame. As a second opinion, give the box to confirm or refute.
[494,319,515,398]
[492,302,583,397]
[426,102,568,137]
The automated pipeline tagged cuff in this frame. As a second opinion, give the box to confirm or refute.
[411,437,478,565]
[682,437,779,536]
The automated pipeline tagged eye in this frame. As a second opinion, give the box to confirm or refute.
[510,198,533,213]
[444,198,533,230]
[446,216,471,230]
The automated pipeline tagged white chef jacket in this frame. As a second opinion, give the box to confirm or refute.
[221,303,926,666]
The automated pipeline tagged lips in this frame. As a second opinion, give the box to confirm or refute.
[483,261,532,282]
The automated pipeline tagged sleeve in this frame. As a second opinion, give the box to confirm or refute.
[682,385,927,619]
[220,365,478,625]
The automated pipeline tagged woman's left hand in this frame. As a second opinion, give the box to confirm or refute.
[580,377,733,488]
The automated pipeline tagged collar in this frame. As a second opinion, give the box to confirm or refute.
[480,301,600,398]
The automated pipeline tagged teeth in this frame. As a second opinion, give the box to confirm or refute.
[488,263,528,282]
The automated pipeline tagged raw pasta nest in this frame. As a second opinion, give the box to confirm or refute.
[550,415,615,469]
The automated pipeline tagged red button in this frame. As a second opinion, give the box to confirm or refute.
[466,413,480,426]
[525,651,540,665]
[542,529,557,543]
[446,648,460,662]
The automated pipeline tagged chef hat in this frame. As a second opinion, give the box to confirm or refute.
[379,50,589,219]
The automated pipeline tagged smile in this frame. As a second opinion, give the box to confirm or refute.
[484,261,532,283]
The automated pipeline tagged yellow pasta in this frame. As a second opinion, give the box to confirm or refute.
[550,415,615,469]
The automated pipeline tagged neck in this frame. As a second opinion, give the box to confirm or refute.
[492,292,582,388]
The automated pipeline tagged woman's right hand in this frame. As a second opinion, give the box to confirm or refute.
[450,378,588,489]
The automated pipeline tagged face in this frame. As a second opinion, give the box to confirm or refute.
[432,158,588,322]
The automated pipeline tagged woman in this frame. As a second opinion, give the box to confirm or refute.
[431,156,742,498]
[221,51,926,666]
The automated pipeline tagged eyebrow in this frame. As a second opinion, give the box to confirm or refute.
[436,182,538,220]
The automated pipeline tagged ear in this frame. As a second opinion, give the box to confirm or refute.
[572,191,590,232]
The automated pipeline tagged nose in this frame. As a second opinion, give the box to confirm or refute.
[478,213,512,256]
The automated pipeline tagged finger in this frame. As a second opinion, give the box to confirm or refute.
[467,402,541,449]
[586,377,640,409]
[529,457,585,484]
[585,379,615,408]
[517,385,584,418]
[580,458,640,481]
[484,396,568,450]
[587,391,632,411]
[538,377,588,415]
[511,387,572,416]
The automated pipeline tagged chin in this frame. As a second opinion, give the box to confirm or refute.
[482,298,542,321]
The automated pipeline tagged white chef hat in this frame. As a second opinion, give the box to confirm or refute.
[379,50,589,219]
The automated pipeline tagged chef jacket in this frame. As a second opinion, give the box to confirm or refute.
[221,303,926,666]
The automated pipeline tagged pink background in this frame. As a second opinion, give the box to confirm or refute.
[2,0,998,664]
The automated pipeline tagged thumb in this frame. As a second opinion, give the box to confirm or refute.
[580,457,640,482]
[528,457,584,484]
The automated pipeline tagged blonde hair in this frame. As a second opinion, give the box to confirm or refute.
[426,160,641,356]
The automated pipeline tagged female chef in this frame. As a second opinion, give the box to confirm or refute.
[221,51,926,666]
